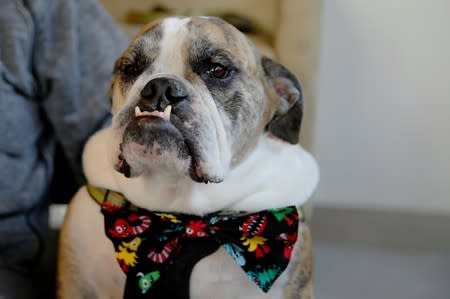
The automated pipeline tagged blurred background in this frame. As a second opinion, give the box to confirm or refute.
[99,0,450,214]
[48,0,450,298]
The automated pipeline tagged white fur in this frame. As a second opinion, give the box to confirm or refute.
[189,82,232,182]
[190,246,285,299]
[156,17,232,180]
[154,18,190,75]
[83,127,318,214]
[79,127,318,298]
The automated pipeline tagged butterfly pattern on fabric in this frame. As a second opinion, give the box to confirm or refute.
[87,184,304,298]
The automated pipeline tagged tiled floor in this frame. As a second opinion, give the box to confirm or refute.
[311,208,450,299]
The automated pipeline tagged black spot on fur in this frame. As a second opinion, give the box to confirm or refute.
[221,91,243,122]
[262,57,304,144]
[114,24,163,96]
[188,38,239,86]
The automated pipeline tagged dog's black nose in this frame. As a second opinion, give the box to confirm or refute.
[140,77,188,110]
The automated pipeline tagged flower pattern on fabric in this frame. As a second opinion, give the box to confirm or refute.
[116,237,142,272]
[276,232,298,259]
[108,214,151,238]
[92,185,303,298]
[240,235,271,258]
[239,213,271,258]
[223,243,246,266]
[185,220,209,237]
[247,265,283,291]
[147,237,179,264]
[136,271,160,294]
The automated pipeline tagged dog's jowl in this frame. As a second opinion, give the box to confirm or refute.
[58,17,319,299]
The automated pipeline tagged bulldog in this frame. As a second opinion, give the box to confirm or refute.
[57,16,319,299]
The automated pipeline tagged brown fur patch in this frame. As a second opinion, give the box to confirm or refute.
[110,80,126,114]
[139,19,162,36]
[187,17,258,73]
[284,223,314,299]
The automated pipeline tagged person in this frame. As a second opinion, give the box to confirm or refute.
[0,0,128,297]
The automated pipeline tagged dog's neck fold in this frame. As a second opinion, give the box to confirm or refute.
[83,128,319,215]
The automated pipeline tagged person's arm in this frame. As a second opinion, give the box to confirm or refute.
[0,0,48,216]
[32,0,128,183]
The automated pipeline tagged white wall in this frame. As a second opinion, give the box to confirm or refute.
[313,0,450,214]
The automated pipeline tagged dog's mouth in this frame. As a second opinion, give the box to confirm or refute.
[116,104,207,183]
[134,105,172,122]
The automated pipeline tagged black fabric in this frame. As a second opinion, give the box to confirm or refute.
[100,195,301,298]
[124,238,219,299]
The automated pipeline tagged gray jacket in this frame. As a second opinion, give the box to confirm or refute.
[0,0,128,284]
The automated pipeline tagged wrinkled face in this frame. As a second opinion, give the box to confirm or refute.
[110,17,280,183]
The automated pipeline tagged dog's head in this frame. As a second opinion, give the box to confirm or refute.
[110,17,303,183]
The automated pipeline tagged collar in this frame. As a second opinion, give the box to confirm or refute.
[87,183,127,206]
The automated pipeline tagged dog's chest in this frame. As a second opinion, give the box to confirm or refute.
[190,247,287,299]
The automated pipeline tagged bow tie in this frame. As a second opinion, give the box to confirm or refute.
[87,184,303,299]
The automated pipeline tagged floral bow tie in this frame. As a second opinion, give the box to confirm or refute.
[87,184,303,299]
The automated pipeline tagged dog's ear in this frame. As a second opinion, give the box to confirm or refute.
[262,56,303,144]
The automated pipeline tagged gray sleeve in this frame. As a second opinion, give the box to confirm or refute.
[0,0,49,213]
[31,0,128,182]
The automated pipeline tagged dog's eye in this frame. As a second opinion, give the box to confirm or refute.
[207,64,230,79]
[120,57,146,78]
[121,62,140,77]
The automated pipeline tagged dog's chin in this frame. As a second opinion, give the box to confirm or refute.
[115,115,211,183]
[116,116,189,178]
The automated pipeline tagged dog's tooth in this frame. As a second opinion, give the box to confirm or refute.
[164,105,172,120]
[135,106,142,117]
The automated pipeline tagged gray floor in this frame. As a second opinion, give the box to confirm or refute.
[311,207,450,299]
